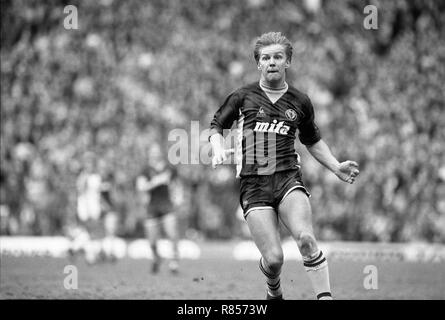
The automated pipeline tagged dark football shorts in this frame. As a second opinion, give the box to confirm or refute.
[147,200,174,219]
[239,169,311,219]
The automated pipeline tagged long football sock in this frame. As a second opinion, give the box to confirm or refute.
[259,257,282,297]
[303,250,332,300]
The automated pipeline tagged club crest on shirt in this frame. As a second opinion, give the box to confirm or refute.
[257,107,266,118]
[285,109,297,121]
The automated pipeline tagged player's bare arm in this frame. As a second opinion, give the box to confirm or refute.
[136,172,171,192]
[306,139,360,184]
[150,171,171,186]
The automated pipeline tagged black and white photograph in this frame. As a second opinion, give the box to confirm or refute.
[1,0,444,311]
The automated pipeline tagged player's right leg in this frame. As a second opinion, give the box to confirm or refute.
[102,211,119,262]
[71,196,89,258]
[76,197,101,264]
[144,217,162,273]
[245,208,284,299]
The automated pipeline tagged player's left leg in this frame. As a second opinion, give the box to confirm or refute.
[144,218,162,273]
[278,190,332,300]
[162,212,180,274]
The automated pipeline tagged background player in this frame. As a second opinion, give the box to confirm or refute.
[98,161,120,262]
[209,32,360,300]
[69,153,119,264]
[69,153,103,264]
[136,144,180,274]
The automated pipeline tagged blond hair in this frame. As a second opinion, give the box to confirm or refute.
[253,32,293,63]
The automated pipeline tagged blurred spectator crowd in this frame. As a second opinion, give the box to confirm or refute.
[1,0,444,242]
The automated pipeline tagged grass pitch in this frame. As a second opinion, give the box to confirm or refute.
[1,255,444,300]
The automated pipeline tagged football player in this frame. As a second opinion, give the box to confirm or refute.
[136,144,180,274]
[209,32,359,300]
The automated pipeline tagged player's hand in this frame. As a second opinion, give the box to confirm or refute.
[136,176,150,191]
[335,160,360,184]
[212,148,234,169]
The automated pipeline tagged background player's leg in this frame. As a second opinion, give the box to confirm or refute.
[246,208,283,299]
[144,218,162,273]
[83,218,103,265]
[70,196,89,259]
[162,212,180,274]
[102,211,119,262]
[278,190,332,300]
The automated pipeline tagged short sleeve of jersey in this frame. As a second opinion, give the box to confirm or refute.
[298,95,321,146]
[209,91,241,139]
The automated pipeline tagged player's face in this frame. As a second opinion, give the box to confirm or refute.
[148,146,166,171]
[84,159,96,172]
[257,44,290,86]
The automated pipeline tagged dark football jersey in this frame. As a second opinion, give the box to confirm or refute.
[139,165,175,208]
[209,82,321,177]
